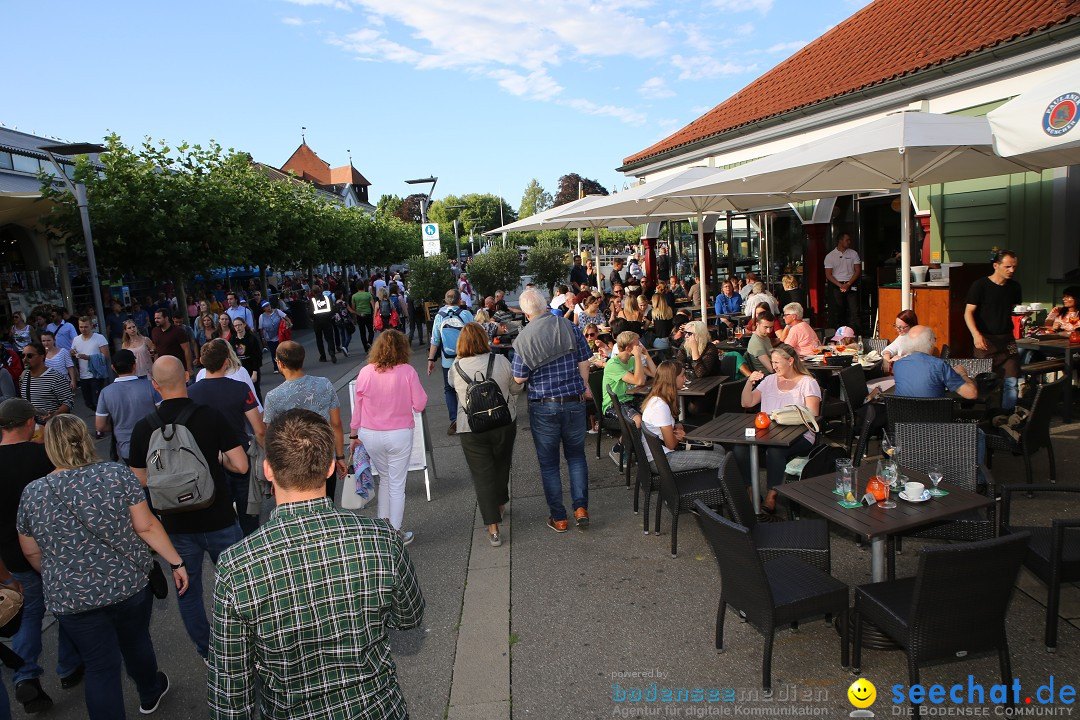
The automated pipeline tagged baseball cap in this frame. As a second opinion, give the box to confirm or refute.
[0,398,37,428]
[261,301,271,308]
[832,326,856,341]
[239,298,248,304]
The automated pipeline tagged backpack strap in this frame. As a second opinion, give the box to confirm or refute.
[455,361,473,385]
[174,402,200,428]
[486,352,495,379]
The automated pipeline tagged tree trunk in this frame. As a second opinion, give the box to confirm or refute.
[259,265,268,296]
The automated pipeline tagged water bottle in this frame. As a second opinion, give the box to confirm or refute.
[856,336,864,356]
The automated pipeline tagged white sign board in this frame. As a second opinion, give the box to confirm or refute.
[422,223,440,240]
[423,239,441,257]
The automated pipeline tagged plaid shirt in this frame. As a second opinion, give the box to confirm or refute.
[208,497,424,720]
[511,322,591,400]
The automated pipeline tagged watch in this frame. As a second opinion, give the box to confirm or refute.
[336,454,345,460]
[170,560,186,570]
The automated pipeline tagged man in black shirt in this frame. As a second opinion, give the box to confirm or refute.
[128,356,249,661]
[569,255,589,292]
[607,258,626,293]
[965,250,1022,410]
[0,399,82,711]
[189,340,265,536]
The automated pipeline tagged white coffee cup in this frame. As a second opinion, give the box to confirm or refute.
[904,481,925,497]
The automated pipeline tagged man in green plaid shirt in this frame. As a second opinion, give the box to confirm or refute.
[209,409,424,719]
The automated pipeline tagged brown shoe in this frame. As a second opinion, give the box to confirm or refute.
[447,421,457,436]
[574,507,590,527]
[547,517,569,533]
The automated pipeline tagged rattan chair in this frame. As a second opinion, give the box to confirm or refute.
[985,379,1064,487]
[946,357,992,376]
[853,533,1029,716]
[713,377,748,416]
[642,430,726,557]
[609,391,665,533]
[881,395,954,439]
[695,502,849,694]
[1001,483,1080,652]
[838,365,872,460]
[589,370,623,463]
[719,470,831,573]
[864,337,888,354]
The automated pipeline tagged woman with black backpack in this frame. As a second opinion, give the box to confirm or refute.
[450,323,523,547]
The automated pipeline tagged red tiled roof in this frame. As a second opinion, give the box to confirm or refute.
[330,164,371,187]
[623,0,1080,167]
[281,142,331,184]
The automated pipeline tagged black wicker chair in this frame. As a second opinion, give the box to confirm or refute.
[882,395,954,439]
[985,379,1064,488]
[853,533,1029,716]
[1001,484,1080,652]
[642,430,726,557]
[864,337,888,354]
[695,502,849,694]
[609,391,667,533]
[713,377,748,416]
[945,357,992,376]
[719,470,831,573]
[838,365,873,460]
[607,390,636,490]
[589,370,623,463]
[890,423,997,576]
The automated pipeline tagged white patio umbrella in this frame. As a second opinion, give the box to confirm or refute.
[487,194,608,234]
[987,59,1080,168]
[660,111,1044,309]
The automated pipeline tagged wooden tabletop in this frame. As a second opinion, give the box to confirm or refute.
[775,465,992,541]
[630,374,725,398]
[683,412,806,447]
[1015,335,1080,351]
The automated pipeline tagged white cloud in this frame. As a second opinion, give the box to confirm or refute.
[564,98,646,126]
[768,40,807,53]
[670,55,756,81]
[488,69,564,101]
[639,76,674,99]
[331,28,425,65]
[282,17,305,25]
[709,0,773,11]
[734,22,754,35]
[283,0,350,10]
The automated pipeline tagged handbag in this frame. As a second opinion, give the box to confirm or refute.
[340,442,376,510]
[373,313,384,331]
[389,307,401,328]
[0,587,24,637]
[147,562,169,599]
[769,404,819,432]
[278,312,293,342]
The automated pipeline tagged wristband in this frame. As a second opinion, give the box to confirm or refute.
[349,435,358,440]
[336,454,345,460]
[170,560,186,570]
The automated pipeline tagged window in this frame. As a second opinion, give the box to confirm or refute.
[0,152,11,170]
[11,154,39,174]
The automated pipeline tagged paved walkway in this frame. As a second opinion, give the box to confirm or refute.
[13,326,1080,718]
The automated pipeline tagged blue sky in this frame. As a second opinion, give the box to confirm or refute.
[4,0,867,210]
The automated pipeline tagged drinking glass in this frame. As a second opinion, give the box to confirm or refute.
[927,463,945,496]
[881,433,895,458]
[879,460,897,508]
[835,458,853,495]
[840,466,854,497]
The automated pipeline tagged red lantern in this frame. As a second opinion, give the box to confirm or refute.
[755,412,771,429]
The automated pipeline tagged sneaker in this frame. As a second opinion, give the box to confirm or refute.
[15,679,52,713]
[330,354,337,364]
[139,672,170,714]
[60,665,85,689]
[489,531,502,547]
[608,444,623,467]
[341,347,349,357]
[399,530,415,546]
[318,357,328,363]
[574,507,590,527]
[546,517,569,533]
[447,421,457,436]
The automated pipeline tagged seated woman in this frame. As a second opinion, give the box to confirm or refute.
[639,360,727,473]
[881,309,917,372]
[1045,286,1080,333]
[650,292,675,349]
[473,309,501,339]
[676,320,721,378]
[618,291,648,336]
[577,294,607,329]
[736,343,822,513]
[777,274,810,325]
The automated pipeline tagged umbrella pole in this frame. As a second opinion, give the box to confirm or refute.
[900,181,912,311]
[697,212,708,321]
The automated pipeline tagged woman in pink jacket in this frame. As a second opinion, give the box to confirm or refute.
[349,329,427,545]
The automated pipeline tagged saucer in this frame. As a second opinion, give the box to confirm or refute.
[899,490,931,503]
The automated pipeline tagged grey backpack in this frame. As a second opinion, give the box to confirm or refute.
[146,405,215,514]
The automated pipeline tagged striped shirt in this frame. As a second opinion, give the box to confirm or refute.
[20,368,74,419]
[209,497,424,720]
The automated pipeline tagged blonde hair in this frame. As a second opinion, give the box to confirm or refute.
[474,309,490,323]
[44,414,100,470]
[685,320,710,355]
[782,274,798,291]
[651,292,672,320]
[616,331,640,351]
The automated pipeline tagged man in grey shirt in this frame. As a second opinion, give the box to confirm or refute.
[95,349,158,463]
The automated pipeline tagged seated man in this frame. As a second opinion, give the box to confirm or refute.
[892,326,977,400]
[602,331,654,466]
[775,303,820,357]
[713,280,743,327]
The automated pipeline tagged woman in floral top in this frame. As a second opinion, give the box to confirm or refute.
[17,415,188,718]
[576,295,607,330]
[1044,286,1080,333]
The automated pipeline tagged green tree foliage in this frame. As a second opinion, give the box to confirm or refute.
[518,179,552,219]
[377,193,404,219]
[526,239,570,294]
[552,173,608,207]
[464,247,522,300]
[405,253,455,304]
[429,194,516,235]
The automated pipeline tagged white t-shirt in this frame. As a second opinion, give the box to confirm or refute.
[640,396,677,462]
[71,333,108,379]
[824,247,861,282]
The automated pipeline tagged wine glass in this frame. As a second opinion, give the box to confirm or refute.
[927,463,944,496]
[881,432,895,459]
[879,460,897,509]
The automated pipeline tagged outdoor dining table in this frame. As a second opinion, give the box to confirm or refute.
[682,412,807,515]
[775,464,993,583]
[630,375,725,421]
[1014,334,1079,422]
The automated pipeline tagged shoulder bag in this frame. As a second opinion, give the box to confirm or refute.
[769,404,819,433]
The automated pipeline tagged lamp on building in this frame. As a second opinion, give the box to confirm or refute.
[38,142,108,331]
[404,176,438,223]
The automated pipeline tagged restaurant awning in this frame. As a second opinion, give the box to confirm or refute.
[987,59,1080,168]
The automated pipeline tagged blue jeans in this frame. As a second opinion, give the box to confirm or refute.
[528,401,589,521]
[441,365,458,423]
[10,570,82,685]
[170,523,243,657]
[56,586,164,720]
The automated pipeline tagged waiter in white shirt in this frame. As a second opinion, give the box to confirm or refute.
[823,232,861,334]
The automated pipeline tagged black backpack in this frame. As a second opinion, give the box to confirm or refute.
[455,354,512,434]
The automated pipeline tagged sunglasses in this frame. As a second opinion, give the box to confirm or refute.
[585,332,598,338]
[684,331,694,336]
[21,353,37,359]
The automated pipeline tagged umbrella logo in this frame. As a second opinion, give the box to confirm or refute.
[1042,92,1079,137]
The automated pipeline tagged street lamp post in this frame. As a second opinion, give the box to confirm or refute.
[447,204,467,264]
[404,176,438,224]
[39,142,108,329]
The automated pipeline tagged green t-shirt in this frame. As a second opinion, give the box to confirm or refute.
[352,291,373,316]
[722,351,747,378]
[602,354,636,414]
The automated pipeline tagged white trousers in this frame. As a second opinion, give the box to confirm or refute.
[359,427,413,530]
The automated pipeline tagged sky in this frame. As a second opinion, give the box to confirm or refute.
[4,0,868,212]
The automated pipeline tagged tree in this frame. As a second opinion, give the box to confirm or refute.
[465,246,522,300]
[429,194,516,237]
[396,194,427,224]
[552,173,608,207]
[377,194,404,219]
[526,239,570,294]
[518,179,552,219]
[406,253,455,305]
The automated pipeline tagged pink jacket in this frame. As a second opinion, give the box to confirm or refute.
[351,363,428,432]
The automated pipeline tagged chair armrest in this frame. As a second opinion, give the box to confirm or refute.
[977,463,995,495]
[1001,484,1080,531]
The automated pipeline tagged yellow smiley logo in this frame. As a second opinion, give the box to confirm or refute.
[848,678,876,709]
